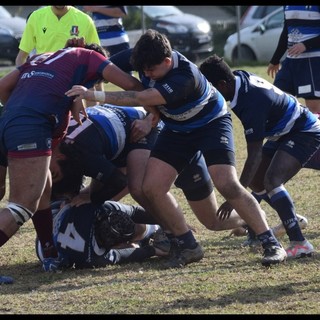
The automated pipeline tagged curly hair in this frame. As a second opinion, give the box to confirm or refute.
[199,54,235,87]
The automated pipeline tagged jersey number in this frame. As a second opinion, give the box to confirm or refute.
[57,223,85,252]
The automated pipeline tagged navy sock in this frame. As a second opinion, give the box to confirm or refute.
[176,230,197,249]
[268,186,304,242]
[257,229,280,249]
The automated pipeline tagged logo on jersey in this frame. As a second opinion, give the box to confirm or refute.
[42,27,47,34]
[245,128,254,136]
[220,136,229,145]
[162,83,173,94]
[70,26,79,36]
[47,138,52,149]
[286,140,295,149]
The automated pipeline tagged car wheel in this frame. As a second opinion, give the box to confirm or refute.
[232,45,256,64]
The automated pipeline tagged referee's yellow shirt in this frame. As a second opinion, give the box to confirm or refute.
[19,6,100,54]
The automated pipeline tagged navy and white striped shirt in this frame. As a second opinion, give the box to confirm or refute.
[231,70,320,142]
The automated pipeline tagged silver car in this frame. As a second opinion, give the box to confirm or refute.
[224,7,284,64]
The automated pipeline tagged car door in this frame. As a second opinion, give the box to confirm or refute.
[249,9,284,62]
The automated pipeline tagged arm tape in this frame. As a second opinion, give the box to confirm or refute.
[93,90,105,102]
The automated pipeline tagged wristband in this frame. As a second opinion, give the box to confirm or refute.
[93,90,105,102]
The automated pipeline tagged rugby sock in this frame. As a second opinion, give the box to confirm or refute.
[252,190,272,206]
[142,224,160,240]
[176,230,197,249]
[0,229,9,247]
[32,208,58,258]
[257,229,280,249]
[268,186,305,242]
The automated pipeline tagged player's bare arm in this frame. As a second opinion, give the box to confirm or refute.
[66,86,166,107]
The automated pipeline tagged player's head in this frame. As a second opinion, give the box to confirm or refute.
[130,29,172,79]
[64,37,109,58]
[51,141,85,200]
[94,204,136,250]
[199,54,234,87]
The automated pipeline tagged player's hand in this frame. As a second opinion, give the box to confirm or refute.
[130,117,152,142]
[70,99,87,125]
[217,201,233,221]
[66,85,93,102]
[143,105,161,128]
[288,42,306,57]
[267,63,280,79]
[69,193,91,207]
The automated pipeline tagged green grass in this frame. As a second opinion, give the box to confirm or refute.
[0,65,319,314]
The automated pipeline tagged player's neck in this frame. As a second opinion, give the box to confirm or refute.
[51,6,70,19]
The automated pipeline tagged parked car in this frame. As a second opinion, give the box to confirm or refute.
[0,5,26,40]
[240,5,282,29]
[223,7,284,64]
[124,5,214,62]
[0,27,19,64]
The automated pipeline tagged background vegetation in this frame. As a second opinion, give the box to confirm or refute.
[0,65,319,314]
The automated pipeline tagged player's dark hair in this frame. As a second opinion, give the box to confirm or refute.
[85,43,109,58]
[199,54,235,87]
[51,141,85,200]
[130,29,172,71]
[64,37,109,58]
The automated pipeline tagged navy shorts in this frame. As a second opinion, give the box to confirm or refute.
[263,131,320,167]
[274,57,320,99]
[0,115,53,158]
[150,113,236,173]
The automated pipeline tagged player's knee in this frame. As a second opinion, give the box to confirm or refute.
[182,180,213,201]
[7,202,33,226]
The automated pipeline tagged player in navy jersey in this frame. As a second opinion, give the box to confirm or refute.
[200,54,320,259]
[35,200,168,269]
[267,5,320,114]
[50,103,161,208]
[0,40,144,275]
[51,102,249,235]
[66,29,287,268]
[109,48,271,235]
[83,6,130,57]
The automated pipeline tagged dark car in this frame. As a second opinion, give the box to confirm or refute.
[124,5,214,62]
[0,27,19,65]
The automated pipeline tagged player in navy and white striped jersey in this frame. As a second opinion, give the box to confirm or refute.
[83,6,130,57]
[65,29,287,268]
[200,54,320,259]
[35,200,166,269]
[267,5,320,114]
[50,103,160,206]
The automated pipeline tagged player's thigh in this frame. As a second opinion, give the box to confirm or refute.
[8,156,51,210]
[126,148,150,192]
[143,156,178,194]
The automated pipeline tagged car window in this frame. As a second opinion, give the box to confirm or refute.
[142,5,182,18]
[252,5,281,19]
[265,10,283,30]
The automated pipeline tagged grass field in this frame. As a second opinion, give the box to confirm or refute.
[0,65,319,314]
